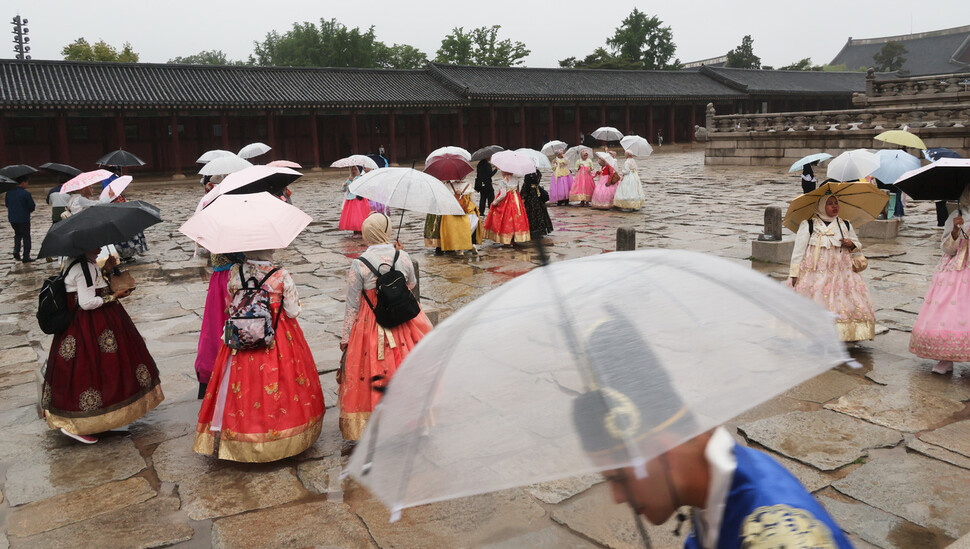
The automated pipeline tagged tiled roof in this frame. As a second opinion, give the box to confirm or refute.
[700,67,867,96]
[428,63,746,101]
[829,25,970,76]
[0,60,468,109]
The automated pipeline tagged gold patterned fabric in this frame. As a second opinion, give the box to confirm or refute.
[97,329,118,353]
[58,336,77,361]
[740,504,837,548]
[45,384,164,436]
[193,416,323,463]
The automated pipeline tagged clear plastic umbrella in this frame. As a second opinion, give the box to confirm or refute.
[344,250,849,525]
[591,126,624,142]
[331,155,379,170]
[563,145,593,166]
[826,149,880,182]
[540,140,568,156]
[198,154,253,176]
[514,148,552,170]
[348,168,464,216]
[238,142,271,159]
[470,145,503,162]
[619,135,653,158]
[196,149,235,164]
[426,146,472,165]
[595,151,619,170]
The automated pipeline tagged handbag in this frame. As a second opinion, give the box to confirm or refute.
[851,252,868,273]
[609,170,621,185]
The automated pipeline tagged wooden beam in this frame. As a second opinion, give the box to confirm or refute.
[310,111,320,168]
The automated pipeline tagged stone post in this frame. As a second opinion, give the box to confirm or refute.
[865,68,875,97]
[757,207,783,242]
[705,103,715,133]
[751,206,794,263]
[616,227,636,251]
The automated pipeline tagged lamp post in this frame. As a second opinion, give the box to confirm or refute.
[11,15,30,61]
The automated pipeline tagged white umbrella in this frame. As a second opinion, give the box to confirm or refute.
[331,155,379,171]
[198,154,253,176]
[200,166,302,209]
[515,148,552,170]
[540,140,568,156]
[595,151,619,170]
[238,142,271,160]
[99,175,133,201]
[619,135,653,158]
[591,126,624,142]
[196,149,235,164]
[826,149,881,182]
[180,192,311,254]
[490,150,538,176]
[348,168,464,216]
[426,146,471,164]
[563,145,593,166]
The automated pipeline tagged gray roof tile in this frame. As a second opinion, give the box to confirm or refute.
[830,25,970,76]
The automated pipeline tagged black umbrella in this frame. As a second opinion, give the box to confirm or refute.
[470,145,504,162]
[0,175,17,194]
[39,162,82,179]
[0,164,39,181]
[222,172,302,197]
[367,153,389,168]
[895,159,970,202]
[38,201,162,258]
[96,150,146,168]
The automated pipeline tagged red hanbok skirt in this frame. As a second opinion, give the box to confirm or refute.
[483,190,531,244]
[340,289,433,440]
[43,294,164,435]
[194,310,324,462]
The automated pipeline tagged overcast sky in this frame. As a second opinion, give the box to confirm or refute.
[9,1,969,68]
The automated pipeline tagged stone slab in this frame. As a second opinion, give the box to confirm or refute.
[151,433,226,484]
[739,410,901,470]
[784,369,866,404]
[0,346,37,368]
[833,451,970,539]
[296,455,346,494]
[750,239,795,264]
[180,465,308,521]
[825,385,964,433]
[907,437,970,471]
[526,473,603,505]
[211,500,376,549]
[481,527,599,549]
[817,490,953,549]
[857,218,900,239]
[919,420,970,459]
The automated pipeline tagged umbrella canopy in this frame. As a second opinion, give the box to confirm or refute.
[367,154,389,168]
[59,169,114,194]
[619,135,653,158]
[895,158,970,202]
[331,155,379,170]
[470,145,504,162]
[924,148,963,162]
[38,201,162,258]
[514,148,552,170]
[198,154,253,176]
[0,164,39,181]
[426,146,471,165]
[590,126,624,142]
[783,181,890,233]
[875,129,926,150]
[238,142,271,160]
[788,153,833,174]
[180,192,311,254]
[0,175,17,194]
[424,154,473,181]
[564,145,593,166]
[870,150,921,185]
[595,151,619,170]
[201,166,303,208]
[490,150,536,176]
[348,168,464,215]
[826,149,881,182]
[196,149,235,164]
[39,162,82,179]
[266,160,303,169]
[344,249,848,519]
[540,140,568,156]
[99,175,133,201]
[96,149,145,168]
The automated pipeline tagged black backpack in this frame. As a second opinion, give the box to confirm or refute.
[37,258,89,335]
[356,250,420,328]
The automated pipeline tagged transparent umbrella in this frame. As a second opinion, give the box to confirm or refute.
[514,148,552,170]
[198,154,253,176]
[344,250,849,539]
[826,149,880,182]
[349,167,464,216]
[238,142,271,160]
[619,135,653,158]
[540,140,568,156]
[564,145,593,166]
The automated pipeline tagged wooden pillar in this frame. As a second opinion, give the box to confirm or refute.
[349,110,359,154]
[489,104,496,144]
[690,105,697,142]
[170,112,182,175]
[519,104,526,148]
[457,107,465,148]
[422,110,431,154]
[220,113,229,149]
[57,113,70,164]
[547,105,555,141]
[266,110,277,159]
[310,111,320,168]
[600,105,606,126]
[668,106,675,144]
[114,112,126,150]
[574,105,581,143]
[388,109,397,164]
[0,113,6,167]
[647,105,654,144]
[624,104,631,135]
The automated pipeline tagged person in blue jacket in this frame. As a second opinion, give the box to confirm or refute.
[573,315,852,549]
[5,174,36,262]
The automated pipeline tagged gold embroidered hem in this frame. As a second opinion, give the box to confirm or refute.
[340,412,372,441]
[45,384,164,436]
[838,320,874,342]
[482,229,531,245]
[568,193,592,201]
[612,199,642,209]
[423,238,440,247]
[193,417,322,462]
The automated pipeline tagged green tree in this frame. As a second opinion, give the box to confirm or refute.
[873,41,908,72]
[725,35,760,69]
[434,25,529,67]
[604,9,680,70]
[62,38,139,62]
[169,50,244,65]
[251,19,384,67]
[560,47,641,70]
[778,58,816,71]
[377,43,428,69]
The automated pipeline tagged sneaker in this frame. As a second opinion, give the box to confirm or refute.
[932,361,954,375]
[60,428,97,444]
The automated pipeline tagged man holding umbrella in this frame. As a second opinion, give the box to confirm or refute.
[4,170,36,262]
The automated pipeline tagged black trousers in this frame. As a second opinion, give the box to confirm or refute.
[11,221,30,259]
[478,184,494,215]
[801,180,816,194]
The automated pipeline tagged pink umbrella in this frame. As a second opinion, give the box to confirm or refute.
[99,175,133,201]
[267,160,302,169]
[59,169,113,194]
[490,150,535,176]
[200,165,302,209]
[179,192,311,254]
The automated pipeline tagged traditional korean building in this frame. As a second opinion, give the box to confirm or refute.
[830,25,970,76]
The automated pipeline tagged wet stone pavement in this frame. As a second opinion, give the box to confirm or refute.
[2,148,970,548]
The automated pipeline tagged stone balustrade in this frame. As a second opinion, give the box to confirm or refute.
[706,104,970,135]
[867,69,970,99]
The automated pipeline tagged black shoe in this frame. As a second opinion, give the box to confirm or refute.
[22,257,35,263]
[13,254,20,261]
[197,382,208,400]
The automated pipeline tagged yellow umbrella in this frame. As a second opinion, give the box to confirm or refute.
[783,181,890,233]
[874,129,927,150]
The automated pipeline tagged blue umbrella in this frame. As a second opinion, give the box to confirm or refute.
[871,150,921,184]
[788,152,833,173]
[367,154,389,168]
[924,148,963,162]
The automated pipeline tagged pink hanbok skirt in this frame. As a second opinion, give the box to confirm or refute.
[790,245,875,342]
[569,167,595,202]
[550,173,573,202]
[591,174,618,209]
[194,269,231,384]
[910,246,970,361]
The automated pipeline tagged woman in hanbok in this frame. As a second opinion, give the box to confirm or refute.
[569,150,595,206]
[521,169,553,239]
[193,252,243,398]
[549,149,573,206]
[788,194,875,342]
[65,184,102,217]
[338,166,371,232]
[42,251,164,444]
[340,213,433,440]
[590,155,618,210]
[612,150,645,211]
[483,172,531,245]
[434,181,481,254]
[363,166,390,215]
[194,249,324,462]
[910,186,970,374]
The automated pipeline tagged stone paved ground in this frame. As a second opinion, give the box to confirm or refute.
[2,148,970,548]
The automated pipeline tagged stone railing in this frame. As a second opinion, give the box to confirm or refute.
[705,103,970,135]
[867,68,970,98]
